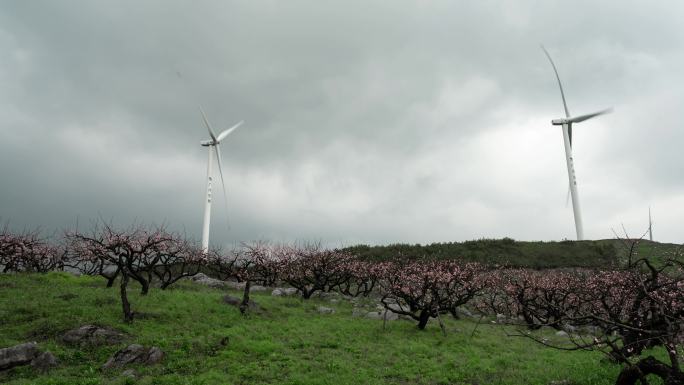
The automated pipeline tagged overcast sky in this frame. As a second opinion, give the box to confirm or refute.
[1,1,682,247]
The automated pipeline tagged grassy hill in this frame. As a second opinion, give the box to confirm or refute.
[0,272,636,385]
[342,238,682,269]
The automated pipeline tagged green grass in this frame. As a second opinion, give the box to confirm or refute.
[0,272,633,384]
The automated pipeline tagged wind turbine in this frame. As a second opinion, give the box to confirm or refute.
[648,207,654,242]
[541,45,612,241]
[199,106,243,251]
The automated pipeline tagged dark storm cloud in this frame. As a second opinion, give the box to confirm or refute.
[1,1,682,246]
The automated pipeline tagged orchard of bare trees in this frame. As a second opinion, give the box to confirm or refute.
[1,222,683,385]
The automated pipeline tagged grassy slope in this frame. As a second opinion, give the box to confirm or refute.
[343,239,683,269]
[0,273,636,385]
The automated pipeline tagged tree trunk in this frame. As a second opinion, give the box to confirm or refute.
[106,275,116,288]
[139,280,150,296]
[120,273,133,323]
[615,356,683,385]
[417,310,431,330]
[239,281,251,315]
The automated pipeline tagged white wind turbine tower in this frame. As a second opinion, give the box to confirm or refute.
[648,207,654,242]
[198,106,244,252]
[542,46,612,241]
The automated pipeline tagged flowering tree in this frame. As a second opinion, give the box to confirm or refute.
[496,260,684,385]
[334,260,378,297]
[478,268,583,330]
[378,260,485,330]
[0,226,64,273]
[276,244,352,299]
[66,223,205,322]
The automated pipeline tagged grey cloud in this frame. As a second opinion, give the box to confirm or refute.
[0,1,683,246]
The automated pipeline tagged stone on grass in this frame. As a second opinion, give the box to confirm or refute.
[271,287,299,297]
[30,351,58,373]
[191,273,228,289]
[385,303,406,313]
[102,344,164,369]
[365,311,398,321]
[317,306,335,314]
[121,369,137,379]
[352,307,366,317]
[282,288,298,296]
[555,330,568,337]
[0,342,40,371]
[249,285,268,292]
[61,325,125,346]
[222,295,259,310]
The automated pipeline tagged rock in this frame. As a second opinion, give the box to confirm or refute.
[365,311,398,321]
[121,369,137,379]
[563,324,577,333]
[222,295,241,306]
[222,295,259,310]
[317,306,335,314]
[191,273,228,289]
[329,299,339,304]
[224,281,246,291]
[61,325,125,346]
[249,285,268,292]
[146,347,164,365]
[352,307,366,317]
[555,330,568,337]
[0,342,40,371]
[386,303,406,313]
[272,287,299,296]
[102,344,164,369]
[455,307,474,318]
[282,288,298,296]
[315,292,340,300]
[30,351,58,373]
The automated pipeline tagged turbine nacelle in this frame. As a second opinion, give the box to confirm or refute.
[551,109,613,126]
[200,140,216,147]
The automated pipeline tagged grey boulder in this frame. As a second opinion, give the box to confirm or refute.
[317,306,335,314]
[365,311,399,321]
[102,344,164,369]
[30,351,58,373]
[191,273,228,289]
[222,295,259,310]
[0,342,40,371]
[61,325,125,346]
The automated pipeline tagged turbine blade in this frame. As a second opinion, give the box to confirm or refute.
[541,45,571,118]
[567,108,613,124]
[217,120,244,142]
[199,106,217,142]
[214,145,231,231]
